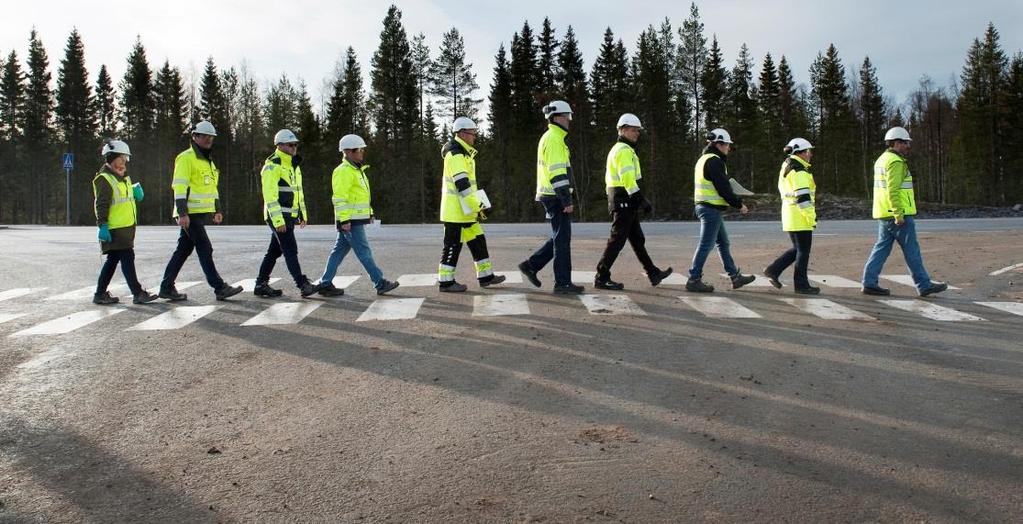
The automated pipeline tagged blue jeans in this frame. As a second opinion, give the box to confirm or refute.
[862,216,932,292]
[320,224,384,288]
[528,197,572,286]
[688,204,738,280]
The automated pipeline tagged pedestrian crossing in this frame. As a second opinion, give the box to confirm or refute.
[1,271,1020,337]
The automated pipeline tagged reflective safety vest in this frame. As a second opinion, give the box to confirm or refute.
[778,155,817,232]
[693,153,727,206]
[94,171,137,229]
[872,150,916,219]
[535,123,572,200]
[331,158,373,223]
[440,137,482,223]
[261,149,306,227]
[605,140,641,194]
[171,146,219,217]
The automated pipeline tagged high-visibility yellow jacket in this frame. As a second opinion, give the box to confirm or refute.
[536,123,573,205]
[605,139,642,195]
[440,136,483,223]
[331,157,373,225]
[872,149,916,219]
[692,146,742,208]
[778,155,817,231]
[94,170,136,229]
[261,149,306,228]
[171,144,219,217]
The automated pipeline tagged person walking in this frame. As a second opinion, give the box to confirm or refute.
[764,138,820,294]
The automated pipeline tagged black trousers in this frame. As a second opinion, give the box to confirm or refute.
[596,209,656,279]
[440,222,492,283]
[97,249,143,295]
[257,218,309,288]
[161,214,227,291]
[766,230,813,289]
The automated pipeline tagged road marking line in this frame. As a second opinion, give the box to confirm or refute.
[881,275,960,290]
[241,302,322,326]
[330,276,361,289]
[658,273,688,286]
[975,302,1023,317]
[128,306,221,331]
[233,278,281,292]
[11,309,125,337]
[572,270,596,283]
[473,294,530,316]
[990,263,1023,276]
[808,275,862,288]
[494,271,523,284]
[580,294,647,316]
[397,273,437,287]
[680,296,761,318]
[718,274,773,287]
[46,284,129,302]
[0,288,47,302]
[879,300,985,321]
[779,298,875,320]
[0,313,28,324]
[358,298,425,321]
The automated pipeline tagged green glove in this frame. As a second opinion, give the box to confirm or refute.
[98,223,112,242]
[132,182,144,202]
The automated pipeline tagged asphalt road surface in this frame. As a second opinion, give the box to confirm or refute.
[1,218,1022,522]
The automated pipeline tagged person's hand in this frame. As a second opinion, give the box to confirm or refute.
[369,216,375,224]
[740,204,749,215]
[297,220,307,229]
[276,224,286,233]
[132,182,144,202]
[894,215,905,226]
[177,215,190,229]
[641,199,653,214]
[97,223,112,243]
[341,222,352,232]
[213,213,223,224]
[564,205,574,214]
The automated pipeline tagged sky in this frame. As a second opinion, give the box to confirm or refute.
[3,0,1021,124]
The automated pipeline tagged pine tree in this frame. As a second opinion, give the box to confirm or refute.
[956,23,1009,204]
[700,35,728,131]
[722,44,760,190]
[56,29,98,224]
[294,80,321,220]
[485,43,514,221]
[590,29,630,138]
[199,57,230,141]
[678,2,707,143]
[265,74,296,135]
[632,24,680,213]
[809,44,857,194]
[428,28,482,120]
[556,26,596,218]
[24,29,57,222]
[507,20,541,220]
[153,61,187,222]
[857,56,886,197]
[0,51,26,222]
[95,64,116,138]
[758,52,783,163]
[1003,53,1023,204]
[234,66,265,223]
[536,17,559,99]
[118,38,155,144]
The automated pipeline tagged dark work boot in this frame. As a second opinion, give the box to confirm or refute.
[861,285,890,296]
[479,274,507,288]
[553,283,585,295]
[93,291,119,305]
[518,261,541,288]
[300,281,327,298]
[376,280,400,295]
[919,281,949,297]
[594,277,625,290]
[133,290,159,304]
[254,282,283,298]
[317,283,345,297]
[647,267,673,286]
[763,268,783,289]
[439,281,468,293]
[794,286,821,295]
[159,286,188,301]
[730,272,756,290]
[215,284,243,301]
[685,278,715,293]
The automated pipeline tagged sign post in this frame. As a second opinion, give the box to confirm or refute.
[62,152,74,225]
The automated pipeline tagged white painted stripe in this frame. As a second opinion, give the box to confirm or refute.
[0,313,28,324]
[174,281,203,291]
[879,300,985,321]
[975,302,1023,317]
[473,294,530,316]
[397,273,437,287]
[358,298,425,321]
[330,275,361,289]
[658,273,688,286]
[580,294,647,316]
[494,271,523,284]
[989,263,1023,276]
[808,275,862,288]
[241,302,322,326]
[779,298,875,320]
[233,278,281,292]
[46,284,129,302]
[0,288,47,302]
[128,306,220,331]
[572,271,596,283]
[11,309,125,337]
[881,275,960,290]
[718,274,772,287]
[680,296,761,318]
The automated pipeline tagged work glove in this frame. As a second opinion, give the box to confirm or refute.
[98,223,112,243]
[478,209,489,222]
[132,182,144,202]
[641,198,653,214]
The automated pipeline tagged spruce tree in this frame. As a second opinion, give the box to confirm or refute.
[95,64,117,138]
[485,43,514,221]
[632,24,679,212]
[758,53,783,163]
[556,26,596,219]
[265,74,296,136]
[508,21,541,220]
[536,17,559,100]
[857,56,886,197]
[0,51,26,222]
[428,28,482,120]
[678,2,707,144]
[723,44,760,190]
[153,61,187,222]
[56,29,97,224]
[956,23,1009,204]
[809,44,857,194]
[590,29,630,139]
[24,30,56,222]
[700,35,728,132]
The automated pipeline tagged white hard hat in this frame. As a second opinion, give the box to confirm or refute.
[884,126,912,142]
[542,100,573,119]
[617,113,643,129]
[452,117,477,132]
[707,128,733,144]
[192,120,217,136]
[338,134,367,151]
[785,137,813,153]
[101,139,131,158]
[274,129,299,145]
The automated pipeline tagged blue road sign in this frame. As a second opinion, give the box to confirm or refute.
[62,152,74,170]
